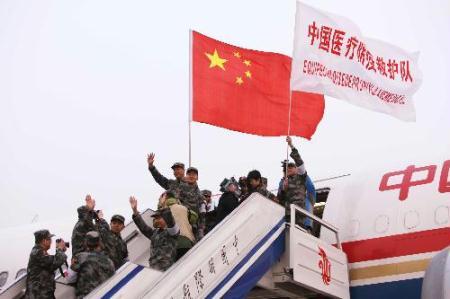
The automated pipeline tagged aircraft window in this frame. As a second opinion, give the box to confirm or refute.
[315,187,330,204]
[15,268,26,279]
[434,206,449,225]
[313,187,330,218]
[404,210,420,229]
[0,271,8,288]
[374,215,389,233]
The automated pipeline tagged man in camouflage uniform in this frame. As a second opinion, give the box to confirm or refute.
[71,194,97,256]
[129,196,179,271]
[277,136,308,226]
[72,231,115,298]
[25,229,67,299]
[178,167,205,239]
[147,153,203,237]
[97,214,128,269]
[147,153,203,214]
[147,152,184,195]
[242,170,277,202]
[178,167,204,214]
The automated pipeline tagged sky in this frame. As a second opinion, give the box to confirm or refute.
[0,0,449,231]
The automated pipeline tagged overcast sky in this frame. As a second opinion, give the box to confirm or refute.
[0,0,449,230]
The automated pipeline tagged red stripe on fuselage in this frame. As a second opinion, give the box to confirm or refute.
[342,227,450,263]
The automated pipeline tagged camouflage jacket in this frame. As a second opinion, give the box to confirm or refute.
[71,206,97,256]
[277,147,307,211]
[132,213,179,271]
[178,181,204,216]
[73,250,115,298]
[98,220,128,270]
[149,166,203,217]
[24,245,67,299]
[149,165,182,193]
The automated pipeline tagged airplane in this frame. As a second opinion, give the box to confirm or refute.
[0,153,449,298]
[316,154,450,298]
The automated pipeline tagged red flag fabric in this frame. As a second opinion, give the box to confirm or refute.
[191,31,325,139]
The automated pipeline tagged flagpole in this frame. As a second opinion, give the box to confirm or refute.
[188,30,193,167]
[189,122,192,167]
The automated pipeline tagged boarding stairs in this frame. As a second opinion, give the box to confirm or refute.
[0,193,350,299]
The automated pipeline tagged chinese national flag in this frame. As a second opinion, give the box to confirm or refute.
[191,31,325,139]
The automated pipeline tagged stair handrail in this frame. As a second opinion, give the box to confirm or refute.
[289,204,342,249]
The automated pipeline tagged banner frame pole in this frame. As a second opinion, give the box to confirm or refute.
[285,90,293,180]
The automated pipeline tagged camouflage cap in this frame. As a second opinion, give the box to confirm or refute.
[186,167,198,174]
[86,231,100,247]
[151,210,163,218]
[34,229,55,243]
[111,214,125,224]
[171,162,185,170]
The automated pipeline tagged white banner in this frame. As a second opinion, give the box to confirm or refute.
[291,2,422,121]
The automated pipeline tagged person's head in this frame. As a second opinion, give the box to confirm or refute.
[171,162,185,180]
[201,190,212,203]
[110,214,125,234]
[158,191,168,208]
[227,183,237,193]
[85,231,102,251]
[282,160,297,176]
[261,177,268,188]
[151,210,167,229]
[34,229,54,251]
[239,177,248,192]
[220,177,238,193]
[247,170,262,189]
[186,167,199,184]
[77,206,89,220]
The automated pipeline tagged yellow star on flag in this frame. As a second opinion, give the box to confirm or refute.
[205,49,227,70]
[233,52,241,58]
[236,77,244,85]
[243,60,251,67]
[245,70,252,78]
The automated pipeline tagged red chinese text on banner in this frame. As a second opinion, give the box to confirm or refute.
[291,2,422,121]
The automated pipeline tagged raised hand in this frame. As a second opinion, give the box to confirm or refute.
[85,194,95,211]
[286,136,293,148]
[147,153,155,167]
[129,196,138,214]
